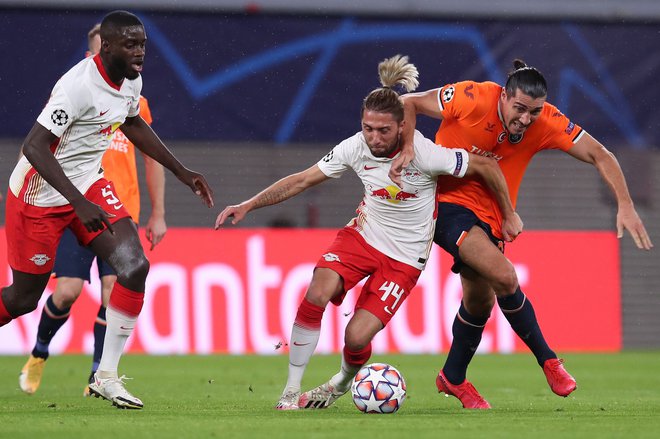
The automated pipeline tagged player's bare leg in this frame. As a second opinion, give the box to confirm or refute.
[86,218,148,409]
[1,270,52,324]
[460,226,576,398]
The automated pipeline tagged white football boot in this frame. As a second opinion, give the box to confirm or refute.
[298,381,348,409]
[88,373,144,409]
[275,389,301,410]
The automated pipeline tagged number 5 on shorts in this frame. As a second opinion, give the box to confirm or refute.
[101,184,123,209]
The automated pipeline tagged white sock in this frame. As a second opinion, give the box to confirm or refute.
[284,324,321,392]
[97,306,136,379]
[329,353,362,392]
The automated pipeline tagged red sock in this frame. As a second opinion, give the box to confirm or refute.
[0,294,13,326]
[294,298,325,330]
[108,283,144,318]
[344,344,372,368]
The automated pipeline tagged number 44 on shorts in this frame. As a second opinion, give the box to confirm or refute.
[379,281,404,315]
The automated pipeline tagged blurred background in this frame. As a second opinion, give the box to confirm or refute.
[0,0,658,353]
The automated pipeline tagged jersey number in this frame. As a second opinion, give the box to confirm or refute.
[379,281,404,315]
[101,185,122,208]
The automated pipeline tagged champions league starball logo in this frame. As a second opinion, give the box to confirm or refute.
[441,86,455,103]
[51,109,69,126]
[322,150,334,163]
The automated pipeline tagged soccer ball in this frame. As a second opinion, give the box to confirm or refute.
[351,363,406,414]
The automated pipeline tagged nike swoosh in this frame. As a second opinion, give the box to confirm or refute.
[119,325,134,330]
[384,306,393,315]
[113,204,124,210]
[292,341,310,346]
[100,109,110,116]
[364,165,378,170]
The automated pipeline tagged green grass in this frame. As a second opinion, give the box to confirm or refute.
[1,353,659,438]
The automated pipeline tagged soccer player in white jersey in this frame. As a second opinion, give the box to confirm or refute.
[215,55,523,410]
[0,11,213,409]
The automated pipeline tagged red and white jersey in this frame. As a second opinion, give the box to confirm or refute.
[9,54,142,207]
[318,130,469,270]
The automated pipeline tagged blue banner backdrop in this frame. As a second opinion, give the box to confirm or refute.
[1,8,658,148]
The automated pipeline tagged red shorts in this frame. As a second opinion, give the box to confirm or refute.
[5,178,131,274]
[315,227,422,325]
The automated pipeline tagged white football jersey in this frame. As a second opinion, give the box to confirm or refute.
[318,130,469,270]
[9,54,142,206]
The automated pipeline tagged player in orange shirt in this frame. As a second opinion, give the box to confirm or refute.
[391,59,652,409]
[19,23,167,397]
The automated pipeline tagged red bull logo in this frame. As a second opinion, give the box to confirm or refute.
[99,122,122,139]
[395,191,417,201]
[369,185,418,204]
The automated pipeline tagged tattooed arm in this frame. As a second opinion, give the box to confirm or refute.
[215,164,329,228]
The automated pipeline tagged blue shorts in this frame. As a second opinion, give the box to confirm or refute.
[433,202,505,274]
[52,227,115,282]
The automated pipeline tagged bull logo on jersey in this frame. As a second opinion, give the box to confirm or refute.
[51,109,68,126]
[442,86,455,103]
[29,254,51,267]
[99,122,123,139]
[322,253,341,262]
[403,168,421,182]
[368,184,418,204]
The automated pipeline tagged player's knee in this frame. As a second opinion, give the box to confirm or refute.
[303,288,332,308]
[11,294,41,316]
[117,255,150,283]
[53,289,79,308]
[344,330,370,352]
[492,267,518,296]
[464,295,495,318]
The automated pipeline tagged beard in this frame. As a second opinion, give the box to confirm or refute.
[369,134,401,158]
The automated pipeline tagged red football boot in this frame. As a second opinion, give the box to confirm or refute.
[543,358,577,397]
[436,370,491,409]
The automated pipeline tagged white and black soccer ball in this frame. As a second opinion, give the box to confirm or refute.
[351,363,406,414]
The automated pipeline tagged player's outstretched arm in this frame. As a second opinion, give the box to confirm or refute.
[214,164,329,229]
[143,155,167,250]
[465,153,522,242]
[567,133,653,250]
[390,90,445,187]
[21,122,115,233]
[120,115,214,208]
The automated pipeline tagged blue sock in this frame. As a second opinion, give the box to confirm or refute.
[32,295,71,359]
[498,287,556,366]
[91,305,107,373]
[443,302,488,385]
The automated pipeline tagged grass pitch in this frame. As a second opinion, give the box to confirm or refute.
[1,352,659,438]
